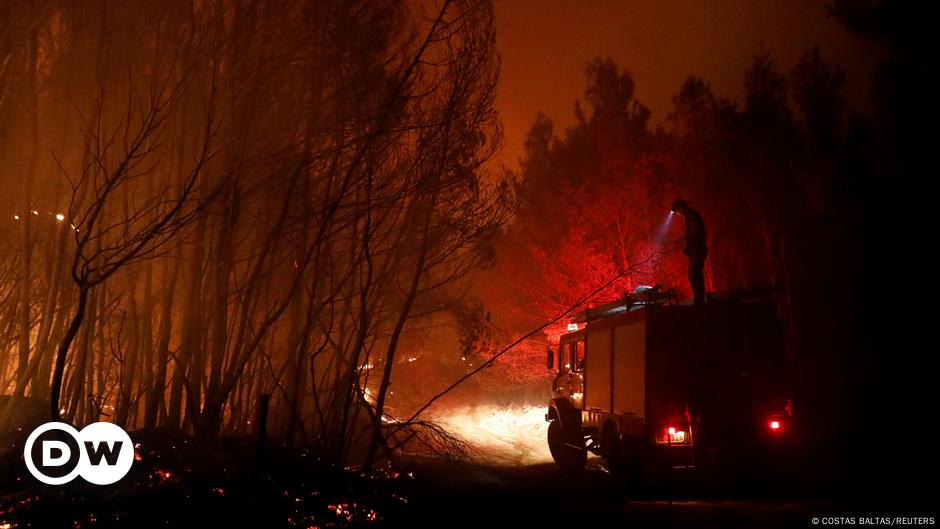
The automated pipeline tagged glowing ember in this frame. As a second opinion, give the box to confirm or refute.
[431,405,553,465]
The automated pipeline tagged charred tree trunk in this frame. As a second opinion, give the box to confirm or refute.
[146,257,179,428]
[50,285,89,421]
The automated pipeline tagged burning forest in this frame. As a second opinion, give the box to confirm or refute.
[0,0,935,527]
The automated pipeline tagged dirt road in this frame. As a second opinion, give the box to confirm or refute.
[394,458,835,528]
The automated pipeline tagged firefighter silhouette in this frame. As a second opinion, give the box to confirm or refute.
[672,198,707,304]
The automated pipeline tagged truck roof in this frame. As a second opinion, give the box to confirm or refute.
[561,290,778,345]
[570,292,672,324]
[569,286,773,324]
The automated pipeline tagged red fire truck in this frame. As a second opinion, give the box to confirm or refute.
[545,288,795,481]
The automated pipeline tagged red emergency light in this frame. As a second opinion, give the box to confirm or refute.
[656,426,688,444]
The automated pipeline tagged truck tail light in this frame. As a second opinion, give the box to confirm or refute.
[655,426,689,445]
[766,415,788,434]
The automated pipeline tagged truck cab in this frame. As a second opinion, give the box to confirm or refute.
[546,290,795,481]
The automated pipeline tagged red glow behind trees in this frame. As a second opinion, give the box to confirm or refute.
[477,50,851,387]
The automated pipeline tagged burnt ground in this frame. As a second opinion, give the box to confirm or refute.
[397,458,821,528]
[1,430,934,529]
[393,457,936,528]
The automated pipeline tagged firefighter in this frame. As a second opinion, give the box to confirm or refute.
[672,198,708,305]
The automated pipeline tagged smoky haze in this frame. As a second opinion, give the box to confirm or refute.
[494,0,880,169]
[0,0,514,467]
[0,1,934,514]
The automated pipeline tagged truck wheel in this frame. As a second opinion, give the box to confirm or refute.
[548,420,586,472]
[603,427,643,487]
[602,426,625,477]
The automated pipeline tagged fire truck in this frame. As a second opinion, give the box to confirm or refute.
[545,287,795,481]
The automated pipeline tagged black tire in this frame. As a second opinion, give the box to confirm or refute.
[604,427,643,487]
[602,426,625,476]
[548,420,586,472]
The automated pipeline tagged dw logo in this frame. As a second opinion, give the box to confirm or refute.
[24,422,134,485]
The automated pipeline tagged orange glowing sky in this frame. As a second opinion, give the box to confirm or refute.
[494,0,881,169]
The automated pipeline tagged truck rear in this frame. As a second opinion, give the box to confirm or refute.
[546,295,795,482]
